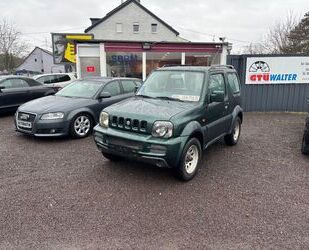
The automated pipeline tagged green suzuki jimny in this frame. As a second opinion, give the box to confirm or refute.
[94,65,243,181]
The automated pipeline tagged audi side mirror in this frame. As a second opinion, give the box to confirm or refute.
[99,91,111,99]
[0,86,5,92]
[134,86,139,93]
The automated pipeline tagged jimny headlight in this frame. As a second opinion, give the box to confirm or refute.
[99,112,109,128]
[152,121,173,138]
[40,112,64,120]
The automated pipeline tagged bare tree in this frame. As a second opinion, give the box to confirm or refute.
[242,42,268,54]
[263,11,299,54]
[0,18,28,72]
[242,11,299,55]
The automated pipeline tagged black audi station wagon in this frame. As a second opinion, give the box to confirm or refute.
[94,65,243,181]
[15,77,141,138]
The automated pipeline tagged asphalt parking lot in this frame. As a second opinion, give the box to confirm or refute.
[0,112,308,249]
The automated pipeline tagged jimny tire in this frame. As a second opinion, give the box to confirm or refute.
[224,117,241,146]
[175,138,202,181]
[301,135,309,155]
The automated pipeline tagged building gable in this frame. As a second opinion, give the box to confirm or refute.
[84,0,179,41]
[16,47,65,74]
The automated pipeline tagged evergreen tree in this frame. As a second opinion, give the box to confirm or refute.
[284,12,309,53]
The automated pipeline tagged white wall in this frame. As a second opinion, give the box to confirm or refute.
[42,51,65,73]
[87,2,179,42]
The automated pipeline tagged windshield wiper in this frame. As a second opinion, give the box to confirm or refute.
[136,94,153,99]
[155,96,184,102]
[57,95,73,98]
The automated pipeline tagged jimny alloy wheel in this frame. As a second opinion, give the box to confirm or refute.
[185,145,199,174]
[224,117,241,146]
[175,138,202,181]
[233,120,240,141]
[73,115,91,138]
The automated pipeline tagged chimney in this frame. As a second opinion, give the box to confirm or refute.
[90,18,101,25]
[121,0,140,3]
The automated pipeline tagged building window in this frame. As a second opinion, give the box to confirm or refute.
[106,52,142,78]
[185,52,220,66]
[146,52,181,75]
[133,23,139,33]
[34,58,37,62]
[116,23,123,33]
[151,24,158,33]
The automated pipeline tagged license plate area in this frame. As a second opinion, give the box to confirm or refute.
[108,137,142,150]
[17,120,32,129]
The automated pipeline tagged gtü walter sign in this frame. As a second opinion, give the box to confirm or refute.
[245,57,309,84]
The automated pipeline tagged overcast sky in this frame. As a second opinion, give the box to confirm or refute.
[1,0,308,53]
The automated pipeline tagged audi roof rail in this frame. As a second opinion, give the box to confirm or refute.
[161,64,197,67]
[209,65,235,70]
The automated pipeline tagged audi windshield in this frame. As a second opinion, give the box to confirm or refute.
[56,81,102,99]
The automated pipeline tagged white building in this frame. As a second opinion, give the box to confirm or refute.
[76,0,231,80]
[16,47,65,76]
[85,0,186,42]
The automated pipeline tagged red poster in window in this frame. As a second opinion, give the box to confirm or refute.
[86,66,95,72]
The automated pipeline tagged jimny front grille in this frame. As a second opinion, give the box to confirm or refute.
[110,116,148,133]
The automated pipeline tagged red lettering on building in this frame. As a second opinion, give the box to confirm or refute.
[250,75,257,81]
[250,73,270,82]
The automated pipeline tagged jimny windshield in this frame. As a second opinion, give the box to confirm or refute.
[137,70,205,102]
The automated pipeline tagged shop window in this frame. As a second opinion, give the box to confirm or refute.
[185,52,219,66]
[133,23,139,33]
[116,23,123,33]
[151,24,158,33]
[146,52,181,75]
[106,52,142,79]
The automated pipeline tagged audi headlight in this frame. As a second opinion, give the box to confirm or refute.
[99,112,109,128]
[40,112,64,120]
[152,121,173,138]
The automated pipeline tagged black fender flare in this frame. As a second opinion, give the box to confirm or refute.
[170,121,204,166]
[180,120,203,138]
[180,120,205,148]
[228,105,243,134]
